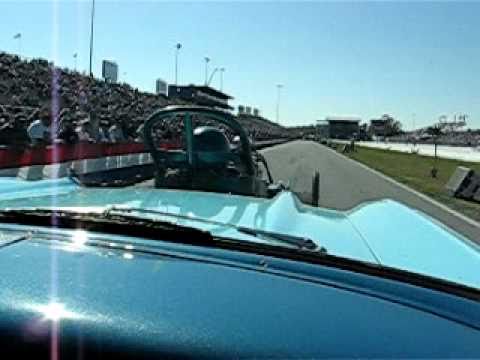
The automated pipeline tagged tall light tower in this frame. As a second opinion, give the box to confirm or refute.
[13,33,22,55]
[219,67,225,91]
[175,43,181,86]
[207,67,219,86]
[88,0,96,76]
[276,84,283,124]
[73,53,78,71]
[204,57,210,85]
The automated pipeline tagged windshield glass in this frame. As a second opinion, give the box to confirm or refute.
[0,1,479,292]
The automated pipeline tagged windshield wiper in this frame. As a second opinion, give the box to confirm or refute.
[0,207,326,253]
[236,227,323,251]
[106,206,325,252]
[0,208,214,245]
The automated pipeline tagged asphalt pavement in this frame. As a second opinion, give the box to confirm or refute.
[260,140,480,243]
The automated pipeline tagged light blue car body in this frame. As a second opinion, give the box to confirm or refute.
[0,177,479,289]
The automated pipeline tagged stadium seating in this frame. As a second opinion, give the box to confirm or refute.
[0,51,287,149]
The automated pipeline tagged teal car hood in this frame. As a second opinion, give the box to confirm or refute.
[0,177,479,289]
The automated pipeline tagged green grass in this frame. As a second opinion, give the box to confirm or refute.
[344,146,480,222]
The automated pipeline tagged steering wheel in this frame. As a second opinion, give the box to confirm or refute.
[144,106,256,189]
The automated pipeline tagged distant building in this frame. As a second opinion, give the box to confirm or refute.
[369,119,389,137]
[326,116,361,139]
[167,85,233,110]
[316,120,329,139]
[369,114,401,137]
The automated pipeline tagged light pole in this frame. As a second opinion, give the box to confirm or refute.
[88,0,96,76]
[219,67,225,91]
[175,43,181,86]
[13,33,21,55]
[207,67,219,86]
[73,53,78,71]
[207,67,225,89]
[276,84,283,124]
[204,57,210,85]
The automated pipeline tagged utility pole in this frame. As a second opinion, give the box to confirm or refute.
[207,67,219,86]
[276,84,283,124]
[13,33,22,55]
[204,57,210,85]
[219,67,225,91]
[175,43,181,86]
[89,0,95,76]
[73,53,78,71]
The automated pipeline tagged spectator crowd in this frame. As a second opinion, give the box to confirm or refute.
[0,51,288,148]
[237,113,289,141]
[0,52,173,147]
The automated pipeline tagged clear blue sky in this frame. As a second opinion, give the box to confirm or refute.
[1,1,479,129]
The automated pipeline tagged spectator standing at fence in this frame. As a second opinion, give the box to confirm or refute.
[135,123,144,143]
[108,123,125,143]
[88,108,100,141]
[98,121,111,143]
[75,118,95,142]
[57,113,78,144]
[27,108,50,146]
[124,121,138,141]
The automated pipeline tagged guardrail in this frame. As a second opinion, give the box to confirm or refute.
[252,139,289,150]
[0,139,289,180]
[0,139,290,170]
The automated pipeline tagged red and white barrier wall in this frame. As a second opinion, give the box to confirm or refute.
[0,139,288,180]
[0,143,152,180]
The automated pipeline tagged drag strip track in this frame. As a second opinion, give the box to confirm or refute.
[260,140,480,244]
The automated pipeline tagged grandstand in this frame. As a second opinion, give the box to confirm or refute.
[0,51,286,146]
[237,113,288,140]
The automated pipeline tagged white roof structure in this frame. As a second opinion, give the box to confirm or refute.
[325,116,361,123]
